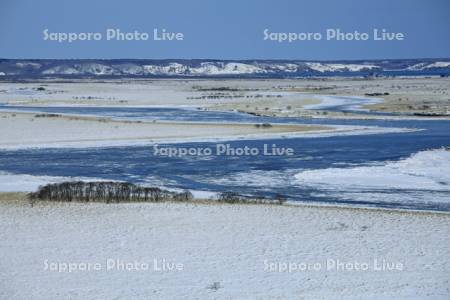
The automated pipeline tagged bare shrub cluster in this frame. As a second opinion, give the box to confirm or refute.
[28,181,287,206]
[218,192,286,205]
[29,181,193,203]
[34,113,61,118]
[254,123,273,128]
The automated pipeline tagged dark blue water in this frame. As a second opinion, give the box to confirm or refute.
[0,105,449,211]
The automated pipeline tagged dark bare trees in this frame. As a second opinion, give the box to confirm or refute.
[29,181,286,205]
[29,181,192,203]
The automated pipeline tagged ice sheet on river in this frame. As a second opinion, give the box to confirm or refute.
[294,149,450,206]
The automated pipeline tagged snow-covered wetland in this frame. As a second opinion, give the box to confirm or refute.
[1,78,450,299]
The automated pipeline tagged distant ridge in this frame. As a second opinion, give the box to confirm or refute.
[1,58,449,78]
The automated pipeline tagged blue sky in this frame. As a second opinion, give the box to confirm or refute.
[0,0,449,60]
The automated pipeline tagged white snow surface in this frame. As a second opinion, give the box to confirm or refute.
[43,63,119,75]
[294,149,450,205]
[294,149,450,191]
[0,124,418,150]
[426,61,450,69]
[305,62,378,72]
[302,94,383,111]
[0,172,105,192]
[0,198,449,299]
[407,61,450,71]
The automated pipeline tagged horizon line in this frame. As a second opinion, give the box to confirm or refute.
[1,57,450,62]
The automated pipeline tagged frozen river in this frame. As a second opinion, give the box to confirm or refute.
[0,103,449,211]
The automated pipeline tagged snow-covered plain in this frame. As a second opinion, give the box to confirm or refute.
[0,111,419,150]
[1,196,449,299]
[0,112,331,149]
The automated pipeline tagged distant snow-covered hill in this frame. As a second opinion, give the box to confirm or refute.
[0,59,449,77]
